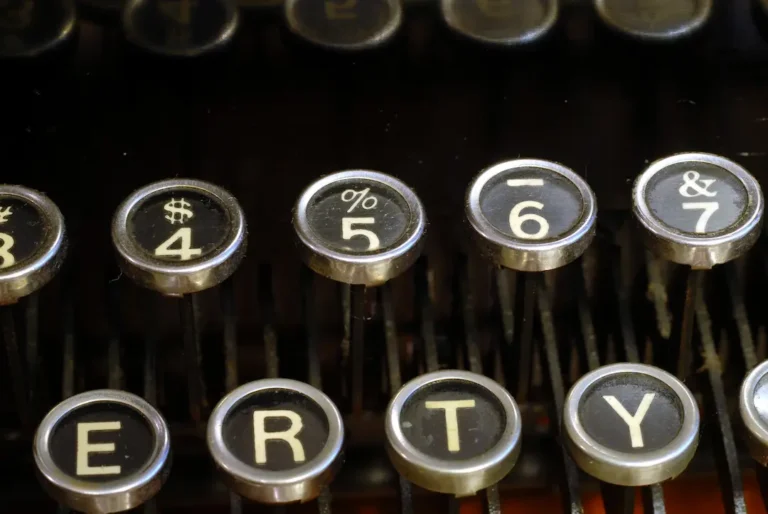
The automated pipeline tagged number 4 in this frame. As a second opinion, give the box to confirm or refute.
[682,202,719,233]
[154,227,203,261]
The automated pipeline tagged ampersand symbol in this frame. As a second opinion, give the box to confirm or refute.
[679,170,717,198]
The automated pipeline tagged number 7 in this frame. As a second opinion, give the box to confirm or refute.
[682,202,719,233]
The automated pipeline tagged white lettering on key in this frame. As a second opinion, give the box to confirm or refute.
[602,394,655,448]
[252,410,305,464]
[76,422,122,476]
[424,400,476,452]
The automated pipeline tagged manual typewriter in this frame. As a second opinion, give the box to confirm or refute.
[3,0,768,513]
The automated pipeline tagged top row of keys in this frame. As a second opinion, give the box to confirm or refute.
[0,152,762,304]
[0,0,750,58]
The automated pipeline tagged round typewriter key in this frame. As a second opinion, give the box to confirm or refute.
[739,360,768,466]
[466,159,597,272]
[441,0,558,46]
[594,0,712,41]
[564,363,700,486]
[207,379,345,504]
[0,0,76,58]
[34,390,171,513]
[285,0,402,51]
[633,153,763,268]
[0,185,66,305]
[112,178,247,296]
[123,0,239,57]
[385,370,522,497]
[293,170,426,286]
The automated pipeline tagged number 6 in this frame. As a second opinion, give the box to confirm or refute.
[509,201,549,240]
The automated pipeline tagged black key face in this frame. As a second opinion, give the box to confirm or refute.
[0,0,74,57]
[443,0,552,42]
[599,0,703,34]
[125,0,236,55]
[49,403,155,483]
[222,389,330,472]
[288,0,398,47]
[578,373,684,454]
[0,197,46,271]
[306,178,412,255]
[399,379,506,461]
[644,161,748,236]
[479,166,585,243]
[129,191,230,263]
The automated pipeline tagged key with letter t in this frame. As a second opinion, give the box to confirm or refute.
[385,370,522,496]
[207,378,345,504]
[34,390,171,513]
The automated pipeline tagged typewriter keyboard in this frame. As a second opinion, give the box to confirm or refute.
[3,1,768,513]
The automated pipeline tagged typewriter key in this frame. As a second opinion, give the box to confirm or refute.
[739,360,768,466]
[633,153,764,269]
[207,379,345,504]
[0,0,76,58]
[285,0,402,51]
[564,363,700,486]
[466,159,597,272]
[594,0,712,41]
[293,170,426,286]
[385,370,522,497]
[123,0,239,57]
[0,185,66,305]
[441,0,558,46]
[112,178,247,296]
[34,390,171,513]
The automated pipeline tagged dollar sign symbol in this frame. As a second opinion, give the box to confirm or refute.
[164,198,194,225]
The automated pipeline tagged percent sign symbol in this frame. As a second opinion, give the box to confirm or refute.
[341,188,379,213]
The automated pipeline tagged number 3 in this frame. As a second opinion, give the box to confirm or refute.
[342,217,380,251]
[154,227,203,261]
[0,233,15,269]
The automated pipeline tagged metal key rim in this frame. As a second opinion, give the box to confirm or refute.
[564,363,700,486]
[440,0,559,46]
[633,152,764,268]
[0,185,67,304]
[466,159,597,272]
[385,370,522,496]
[207,378,345,503]
[293,170,427,285]
[284,0,403,51]
[112,178,247,295]
[34,390,171,505]
[0,0,77,58]
[739,360,768,466]
[122,0,240,57]
[594,0,712,42]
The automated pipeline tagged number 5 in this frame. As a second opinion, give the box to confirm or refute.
[682,202,719,233]
[342,217,380,251]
